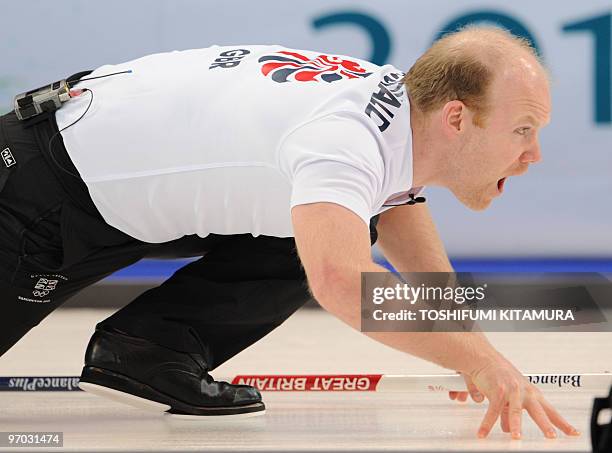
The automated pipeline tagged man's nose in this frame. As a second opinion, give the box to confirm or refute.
[519,139,542,164]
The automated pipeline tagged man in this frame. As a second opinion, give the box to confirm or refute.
[0,26,579,437]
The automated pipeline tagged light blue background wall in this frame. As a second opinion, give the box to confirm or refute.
[1,0,610,260]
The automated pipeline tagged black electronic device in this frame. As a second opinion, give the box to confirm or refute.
[591,386,611,453]
[383,193,427,208]
[14,80,72,120]
[13,69,132,121]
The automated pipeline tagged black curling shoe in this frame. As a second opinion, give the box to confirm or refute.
[78,327,265,418]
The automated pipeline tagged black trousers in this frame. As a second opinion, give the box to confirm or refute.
[0,111,378,370]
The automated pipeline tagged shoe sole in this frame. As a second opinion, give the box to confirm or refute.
[79,366,266,418]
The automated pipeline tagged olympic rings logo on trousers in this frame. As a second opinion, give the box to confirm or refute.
[32,278,58,298]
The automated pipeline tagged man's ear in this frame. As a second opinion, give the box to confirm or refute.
[441,100,466,134]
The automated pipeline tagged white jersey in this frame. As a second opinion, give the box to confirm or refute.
[56,45,420,243]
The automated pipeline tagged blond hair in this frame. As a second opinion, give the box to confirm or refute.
[404,26,539,127]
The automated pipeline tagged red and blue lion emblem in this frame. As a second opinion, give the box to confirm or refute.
[258,51,372,83]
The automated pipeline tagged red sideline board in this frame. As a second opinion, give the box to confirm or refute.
[231,374,383,391]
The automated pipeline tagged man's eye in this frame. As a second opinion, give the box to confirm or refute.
[515,127,531,135]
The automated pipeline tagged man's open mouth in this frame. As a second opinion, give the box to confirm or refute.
[497,177,506,193]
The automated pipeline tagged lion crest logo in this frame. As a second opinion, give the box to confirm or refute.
[258,51,372,83]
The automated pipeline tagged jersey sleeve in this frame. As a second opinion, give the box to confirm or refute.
[278,114,384,227]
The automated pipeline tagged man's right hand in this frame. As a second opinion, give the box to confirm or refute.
[292,202,580,441]
[460,360,581,439]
